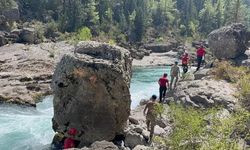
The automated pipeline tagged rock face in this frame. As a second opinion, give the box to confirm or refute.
[144,42,179,53]
[208,23,249,59]
[170,79,238,110]
[132,51,178,67]
[0,42,74,106]
[51,41,132,146]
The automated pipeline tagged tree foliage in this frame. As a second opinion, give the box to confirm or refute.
[2,0,250,42]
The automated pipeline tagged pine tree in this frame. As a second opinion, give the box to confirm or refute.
[134,8,145,42]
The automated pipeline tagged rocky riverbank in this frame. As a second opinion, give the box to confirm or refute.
[0,42,74,106]
[0,41,181,106]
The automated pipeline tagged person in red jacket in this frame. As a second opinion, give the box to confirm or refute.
[196,45,206,71]
[181,52,189,73]
[158,73,169,103]
[64,128,78,149]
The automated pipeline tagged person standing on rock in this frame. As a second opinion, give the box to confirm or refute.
[158,73,169,103]
[181,52,189,74]
[170,61,180,90]
[143,95,158,142]
[196,45,206,71]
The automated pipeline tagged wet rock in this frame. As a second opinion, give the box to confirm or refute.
[51,41,132,145]
[208,23,249,59]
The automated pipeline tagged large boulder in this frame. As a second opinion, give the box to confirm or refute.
[208,23,249,59]
[170,79,238,111]
[51,41,132,146]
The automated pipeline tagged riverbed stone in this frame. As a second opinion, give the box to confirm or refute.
[51,41,132,146]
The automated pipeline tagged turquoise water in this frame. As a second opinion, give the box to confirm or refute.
[0,66,170,150]
[130,66,171,108]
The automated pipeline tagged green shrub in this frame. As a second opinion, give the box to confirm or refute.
[108,39,116,45]
[167,103,250,150]
[0,0,17,10]
[155,37,164,43]
[202,110,250,150]
[239,74,250,110]
[168,104,208,150]
[45,21,58,38]
[153,103,165,118]
[76,27,92,41]
[213,61,249,83]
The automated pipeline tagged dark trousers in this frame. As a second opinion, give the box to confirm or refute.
[182,64,188,73]
[196,56,203,71]
[159,86,167,103]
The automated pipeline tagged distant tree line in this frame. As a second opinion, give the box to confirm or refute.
[2,0,250,42]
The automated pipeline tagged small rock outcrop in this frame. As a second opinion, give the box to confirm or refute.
[144,42,179,53]
[208,23,249,59]
[170,79,238,111]
[51,41,132,146]
[20,28,36,44]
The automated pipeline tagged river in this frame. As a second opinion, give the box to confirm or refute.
[0,66,170,150]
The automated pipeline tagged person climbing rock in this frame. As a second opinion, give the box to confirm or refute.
[63,128,79,149]
[181,52,189,74]
[196,44,206,71]
[143,95,158,142]
[158,73,169,103]
[51,132,65,150]
[170,61,180,90]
